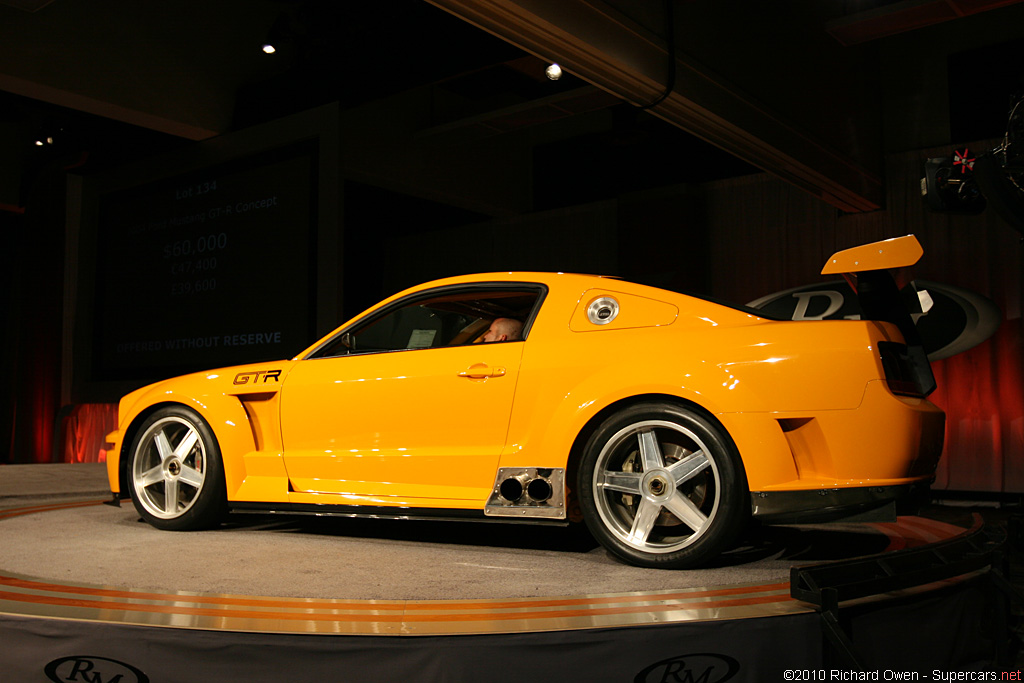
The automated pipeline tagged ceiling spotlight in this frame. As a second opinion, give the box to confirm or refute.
[545,63,563,81]
[261,13,290,55]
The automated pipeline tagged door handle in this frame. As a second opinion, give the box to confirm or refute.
[458,364,506,379]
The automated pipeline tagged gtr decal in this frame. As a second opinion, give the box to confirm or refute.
[233,369,282,385]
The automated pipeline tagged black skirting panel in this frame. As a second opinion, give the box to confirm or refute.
[2,575,1002,683]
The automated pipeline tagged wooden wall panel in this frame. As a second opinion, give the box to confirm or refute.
[705,175,838,305]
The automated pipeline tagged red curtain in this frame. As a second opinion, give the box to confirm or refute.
[3,171,64,463]
[59,403,118,463]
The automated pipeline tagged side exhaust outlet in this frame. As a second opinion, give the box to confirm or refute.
[486,468,566,519]
[498,475,555,503]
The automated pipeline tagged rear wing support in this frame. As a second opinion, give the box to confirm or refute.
[822,236,937,396]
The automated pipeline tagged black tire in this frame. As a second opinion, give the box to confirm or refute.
[128,405,227,531]
[577,402,748,568]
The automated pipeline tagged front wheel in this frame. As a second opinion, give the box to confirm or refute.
[577,402,748,568]
[129,406,227,531]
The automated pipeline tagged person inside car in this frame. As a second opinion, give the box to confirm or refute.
[477,318,523,343]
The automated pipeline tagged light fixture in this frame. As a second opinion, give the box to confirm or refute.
[545,63,563,81]
[261,13,290,55]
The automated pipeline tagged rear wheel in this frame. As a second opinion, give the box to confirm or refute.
[578,402,747,568]
[129,406,227,531]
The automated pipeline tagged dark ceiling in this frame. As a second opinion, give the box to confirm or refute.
[1,0,1023,213]
[235,0,528,123]
[0,0,760,210]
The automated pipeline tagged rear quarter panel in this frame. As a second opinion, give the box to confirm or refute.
[501,281,910,492]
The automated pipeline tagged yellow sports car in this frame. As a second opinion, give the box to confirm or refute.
[105,235,944,568]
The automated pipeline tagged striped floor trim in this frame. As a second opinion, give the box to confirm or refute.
[0,500,969,635]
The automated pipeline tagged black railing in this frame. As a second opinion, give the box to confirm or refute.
[790,515,1007,668]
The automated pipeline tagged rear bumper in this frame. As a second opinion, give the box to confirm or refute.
[789,381,945,482]
[727,378,945,494]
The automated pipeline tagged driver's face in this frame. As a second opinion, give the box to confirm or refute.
[479,323,503,343]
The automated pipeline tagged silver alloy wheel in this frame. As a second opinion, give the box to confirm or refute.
[132,415,208,520]
[592,419,720,554]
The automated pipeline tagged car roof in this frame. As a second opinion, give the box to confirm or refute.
[400,271,622,295]
[386,272,779,321]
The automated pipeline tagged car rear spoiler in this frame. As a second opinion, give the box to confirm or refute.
[822,235,937,397]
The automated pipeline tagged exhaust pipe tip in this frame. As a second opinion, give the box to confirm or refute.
[499,476,527,503]
[526,477,552,502]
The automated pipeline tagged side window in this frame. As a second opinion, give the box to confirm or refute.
[349,304,468,352]
[313,287,543,358]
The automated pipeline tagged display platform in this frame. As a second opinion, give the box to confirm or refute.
[0,464,1009,681]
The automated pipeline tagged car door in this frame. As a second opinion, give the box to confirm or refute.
[278,286,540,503]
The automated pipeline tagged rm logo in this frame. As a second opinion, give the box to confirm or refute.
[634,653,740,683]
[45,656,149,683]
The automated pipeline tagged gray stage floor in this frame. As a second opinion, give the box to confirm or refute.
[0,463,959,601]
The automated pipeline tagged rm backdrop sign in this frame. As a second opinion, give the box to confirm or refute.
[747,280,1000,361]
